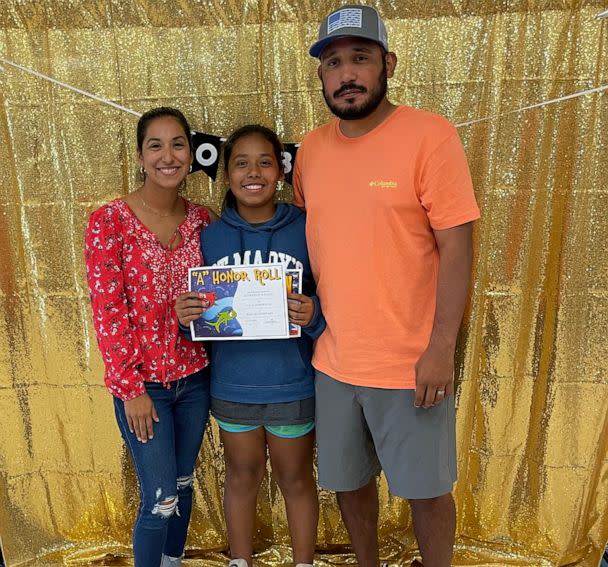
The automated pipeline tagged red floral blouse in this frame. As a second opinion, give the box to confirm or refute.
[85,198,210,401]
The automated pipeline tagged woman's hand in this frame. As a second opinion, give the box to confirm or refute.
[175,292,206,326]
[124,392,159,443]
[287,292,315,327]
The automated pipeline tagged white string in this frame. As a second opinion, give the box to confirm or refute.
[0,57,142,117]
[0,56,606,130]
[455,84,608,128]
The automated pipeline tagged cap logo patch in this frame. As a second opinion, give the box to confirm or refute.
[327,8,363,33]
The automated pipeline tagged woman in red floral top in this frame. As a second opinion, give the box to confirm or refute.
[85,107,216,567]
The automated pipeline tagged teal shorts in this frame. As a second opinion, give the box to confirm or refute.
[216,419,315,439]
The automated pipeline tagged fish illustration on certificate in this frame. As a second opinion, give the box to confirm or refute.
[188,264,302,340]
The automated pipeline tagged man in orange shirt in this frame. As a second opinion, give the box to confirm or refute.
[293,5,480,567]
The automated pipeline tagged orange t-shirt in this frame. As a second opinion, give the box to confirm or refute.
[293,105,480,389]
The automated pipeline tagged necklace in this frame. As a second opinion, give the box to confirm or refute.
[139,195,180,218]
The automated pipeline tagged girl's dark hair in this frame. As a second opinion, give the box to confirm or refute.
[136,107,192,152]
[221,124,284,211]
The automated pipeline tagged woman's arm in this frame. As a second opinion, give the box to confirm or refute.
[84,207,146,401]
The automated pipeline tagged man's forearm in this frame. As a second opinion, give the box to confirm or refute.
[428,222,474,350]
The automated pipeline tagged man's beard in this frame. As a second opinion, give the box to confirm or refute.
[322,63,388,121]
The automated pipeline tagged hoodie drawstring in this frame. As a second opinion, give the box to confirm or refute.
[237,225,276,264]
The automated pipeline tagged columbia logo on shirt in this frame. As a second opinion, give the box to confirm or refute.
[369,180,398,188]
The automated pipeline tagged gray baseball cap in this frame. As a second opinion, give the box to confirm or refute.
[309,4,389,58]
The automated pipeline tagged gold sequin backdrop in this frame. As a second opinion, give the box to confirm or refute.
[0,0,607,565]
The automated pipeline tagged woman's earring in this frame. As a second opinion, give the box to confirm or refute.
[140,166,145,174]
[189,164,193,173]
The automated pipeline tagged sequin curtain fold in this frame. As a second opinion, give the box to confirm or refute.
[0,1,606,565]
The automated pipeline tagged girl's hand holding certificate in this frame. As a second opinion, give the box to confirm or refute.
[175,291,207,325]
[287,292,315,327]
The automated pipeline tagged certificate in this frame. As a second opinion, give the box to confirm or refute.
[188,263,300,341]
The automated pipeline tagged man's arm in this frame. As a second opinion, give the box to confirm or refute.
[414,222,474,408]
[292,142,306,210]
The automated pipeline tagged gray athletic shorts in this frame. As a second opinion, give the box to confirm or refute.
[315,371,457,499]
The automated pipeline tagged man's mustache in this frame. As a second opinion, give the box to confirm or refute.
[333,83,366,98]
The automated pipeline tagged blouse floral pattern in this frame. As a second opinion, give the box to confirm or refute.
[85,198,210,401]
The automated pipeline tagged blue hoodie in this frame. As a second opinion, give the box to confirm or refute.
[191,203,325,404]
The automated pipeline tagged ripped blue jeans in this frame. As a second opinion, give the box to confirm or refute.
[114,368,210,567]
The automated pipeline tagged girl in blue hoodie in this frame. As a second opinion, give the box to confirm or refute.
[175,125,324,567]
